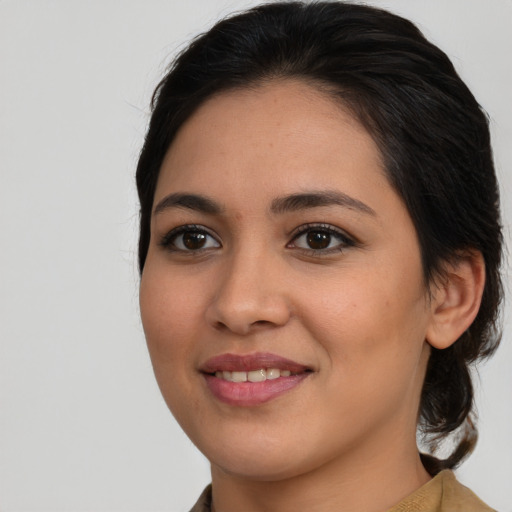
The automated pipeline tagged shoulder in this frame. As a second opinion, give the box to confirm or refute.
[439,471,496,512]
[190,475,495,512]
[388,470,496,512]
[188,485,212,512]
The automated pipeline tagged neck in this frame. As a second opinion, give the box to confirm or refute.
[210,427,431,512]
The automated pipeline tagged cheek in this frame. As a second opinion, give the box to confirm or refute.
[301,274,429,430]
[298,261,429,374]
[139,268,206,416]
[139,266,204,369]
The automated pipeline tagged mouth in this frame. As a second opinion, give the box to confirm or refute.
[212,368,298,382]
[200,352,313,407]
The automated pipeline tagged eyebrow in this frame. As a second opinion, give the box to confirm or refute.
[153,193,224,216]
[270,190,376,216]
[152,190,375,217]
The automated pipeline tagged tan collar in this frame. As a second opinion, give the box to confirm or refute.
[387,470,495,512]
[189,470,495,512]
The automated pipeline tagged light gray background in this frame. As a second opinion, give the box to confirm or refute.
[1,1,511,511]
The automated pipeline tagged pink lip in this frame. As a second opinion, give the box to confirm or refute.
[200,352,312,407]
[200,352,310,373]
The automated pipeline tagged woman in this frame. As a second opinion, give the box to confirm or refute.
[136,2,503,510]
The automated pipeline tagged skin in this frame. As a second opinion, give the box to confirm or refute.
[140,80,460,511]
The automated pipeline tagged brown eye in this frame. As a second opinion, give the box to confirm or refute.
[306,231,331,250]
[161,226,221,252]
[289,224,353,253]
[183,231,207,250]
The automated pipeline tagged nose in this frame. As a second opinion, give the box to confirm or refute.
[205,250,292,335]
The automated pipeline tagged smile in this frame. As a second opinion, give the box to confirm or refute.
[200,352,313,406]
[214,368,294,382]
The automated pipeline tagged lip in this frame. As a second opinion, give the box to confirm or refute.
[200,352,311,373]
[200,352,313,407]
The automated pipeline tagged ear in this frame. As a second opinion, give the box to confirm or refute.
[426,251,485,350]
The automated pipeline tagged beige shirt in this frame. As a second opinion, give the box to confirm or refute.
[188,470,495,512]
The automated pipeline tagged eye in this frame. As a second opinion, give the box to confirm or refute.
[160,225,221,252]
[288,224,354,253]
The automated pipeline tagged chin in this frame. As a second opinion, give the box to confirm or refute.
[211,453,310,482]
[198,430,325,482]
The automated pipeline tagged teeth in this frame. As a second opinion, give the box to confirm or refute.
[231,371,247,383]
[214,368,296,382]
[248,369,266,382]
[266,368,280,380]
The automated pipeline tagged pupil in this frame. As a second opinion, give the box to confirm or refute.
[183,232,206,250]
[307,231,330,249]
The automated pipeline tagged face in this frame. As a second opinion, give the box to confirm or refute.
[140,80,433,481]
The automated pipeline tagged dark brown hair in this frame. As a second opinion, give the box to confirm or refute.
[136,1,503,472]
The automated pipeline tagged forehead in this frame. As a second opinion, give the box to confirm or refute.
[155,79,389,210]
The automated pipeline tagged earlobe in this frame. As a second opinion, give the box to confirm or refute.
[426,251,485,350]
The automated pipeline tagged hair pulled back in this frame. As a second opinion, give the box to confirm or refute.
[136,1,503,473]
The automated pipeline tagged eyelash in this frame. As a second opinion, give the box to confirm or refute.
[159,223,356,256]
[287,223,356,255]
[159,224,221,253]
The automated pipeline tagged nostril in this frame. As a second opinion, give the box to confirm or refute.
[213,320,232,332]
[206,292,291,335]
